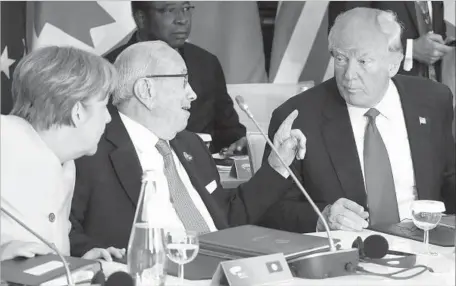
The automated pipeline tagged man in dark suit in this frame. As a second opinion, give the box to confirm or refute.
[105,1,246,154]
[69,41,306,257]
[328,1,454,83]
[260,7,455,233]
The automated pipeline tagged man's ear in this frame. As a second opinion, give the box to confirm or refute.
[71,101,86,127]
[133,78,156,110]
[388,52,404,77]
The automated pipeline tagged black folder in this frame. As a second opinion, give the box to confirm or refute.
[167,225,337,280]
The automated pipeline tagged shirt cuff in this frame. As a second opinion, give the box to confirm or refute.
[403,39,413,71]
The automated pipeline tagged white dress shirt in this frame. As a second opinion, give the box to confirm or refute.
[346,80,417,220]
[1,115,75,255]
[119,112,218,232]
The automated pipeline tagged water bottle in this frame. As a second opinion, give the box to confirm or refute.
[127,171,167,286]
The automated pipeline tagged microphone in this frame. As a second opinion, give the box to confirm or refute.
[105,271,134,286]
[235,95,359,279]
[1,206,75,286]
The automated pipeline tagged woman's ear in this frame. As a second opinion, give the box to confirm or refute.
[71,101,85,127]
[133,78,156,110]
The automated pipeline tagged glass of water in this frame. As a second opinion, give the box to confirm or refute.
[165,229,199,285]
[410,200,445,255]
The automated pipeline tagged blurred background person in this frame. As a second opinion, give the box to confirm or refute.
[105,1,247,154]
[0,46,124,262]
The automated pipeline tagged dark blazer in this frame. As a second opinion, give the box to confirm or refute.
[69,106,290,257]
[105,33,246,153]
[328,1,446,82]
[259,75,455,233]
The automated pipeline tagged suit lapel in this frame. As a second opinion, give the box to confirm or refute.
[322,80,367,207]
[106,105,143,207]
[404,1,419,34]
[393,77,433,200]
[170,135,228,229]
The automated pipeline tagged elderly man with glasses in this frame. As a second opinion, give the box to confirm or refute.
[105,1,248,155]
[69,41,306,258]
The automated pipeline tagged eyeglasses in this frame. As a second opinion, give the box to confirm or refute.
[150,5,195,18]
[145,73,188,87]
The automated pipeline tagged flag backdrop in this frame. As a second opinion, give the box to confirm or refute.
[189,1,267,83]
[1,2,27,115]
[269,1,333,84]
[27,1,266,84]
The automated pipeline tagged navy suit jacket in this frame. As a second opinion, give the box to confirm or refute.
[69,106,290,257]
[260,75,455,233]
[328,1,446,82]
[105,33,246,153]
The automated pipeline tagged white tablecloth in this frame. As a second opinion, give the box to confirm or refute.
[98,229,455,285]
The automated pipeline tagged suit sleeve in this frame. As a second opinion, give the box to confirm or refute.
[211,56,246,152]
[440,88,455,214]
[255,108,329,233]
[69,162,104,257]
[192,134,291,226]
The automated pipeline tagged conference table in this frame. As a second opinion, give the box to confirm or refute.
[95,229,455,286]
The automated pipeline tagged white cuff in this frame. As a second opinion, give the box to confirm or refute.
[403,39,413,71]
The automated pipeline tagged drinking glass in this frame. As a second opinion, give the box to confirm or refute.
[410,200,445,255]
[165,229,199,285]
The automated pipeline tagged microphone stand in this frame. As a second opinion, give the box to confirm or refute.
[1,207,75,286]
[235,95,359,279]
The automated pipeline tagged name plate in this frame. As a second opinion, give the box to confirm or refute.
[229,157,252,179]
[210,253,293,286]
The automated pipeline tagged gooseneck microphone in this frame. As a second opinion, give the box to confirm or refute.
[1,207,74,286]
[235,96,360,279]
[235,95,336,251]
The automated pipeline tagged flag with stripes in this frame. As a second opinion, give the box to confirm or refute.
[269,1,333,84]
[189,1,267,84]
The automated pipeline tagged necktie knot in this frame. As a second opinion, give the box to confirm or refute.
[365,108,380,121]
[155,139,172,157]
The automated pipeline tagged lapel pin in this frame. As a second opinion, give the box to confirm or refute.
[419,117,427,125]
[183,152,193,162]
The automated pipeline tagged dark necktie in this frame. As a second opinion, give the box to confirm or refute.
[415,1,437,81]
[155,140,211,234]
[363,108,400,226]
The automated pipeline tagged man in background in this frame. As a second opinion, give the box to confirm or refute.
[106,1,247,154]
[260,7,455,233]
[328,1,454,82]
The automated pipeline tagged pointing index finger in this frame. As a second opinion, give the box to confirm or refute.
[277,110,299,137]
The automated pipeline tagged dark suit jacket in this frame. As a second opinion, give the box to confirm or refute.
[69,106,290,257]
[328,1,446,82]
[105,33,246,153]
[259,75,455,233]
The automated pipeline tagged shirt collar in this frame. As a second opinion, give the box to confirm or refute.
[346,79,400,120]
[118,111,160,153]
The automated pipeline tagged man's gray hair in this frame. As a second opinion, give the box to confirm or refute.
[328,7,403,54]
[112,41,179,106]
[10,46,117,130]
